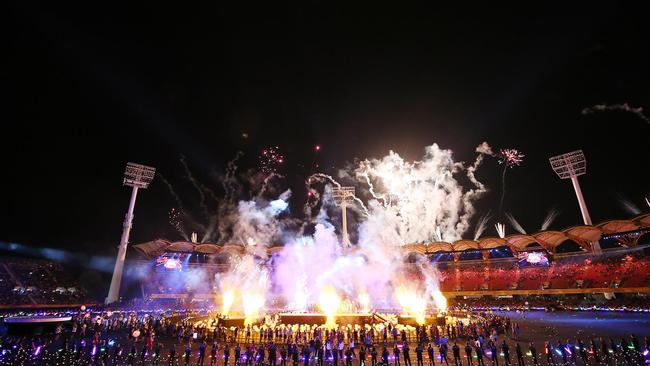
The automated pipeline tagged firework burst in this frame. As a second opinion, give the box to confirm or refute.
[496,148,524,214]
[497,148,525,168]
[258,146,285,175]
[168,207,188,240]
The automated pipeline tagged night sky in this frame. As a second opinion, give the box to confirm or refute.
[3,3,649,256]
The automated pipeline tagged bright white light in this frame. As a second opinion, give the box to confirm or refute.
[164,258,180,270]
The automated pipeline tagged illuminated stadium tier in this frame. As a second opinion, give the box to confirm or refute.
[131,213,650,315]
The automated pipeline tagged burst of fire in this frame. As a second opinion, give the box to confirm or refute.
[396,286,427,325]
[358,292,370,314]
[319,286,341,328]
[432,290,447,312]
[222,289,235,316]
[242,291,265,326]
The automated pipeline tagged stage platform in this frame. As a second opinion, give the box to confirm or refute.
[217,313,445,327]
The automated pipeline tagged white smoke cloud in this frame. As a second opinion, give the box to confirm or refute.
[353,143,487,242]
[179,142,487,319]
[475,141,494,155]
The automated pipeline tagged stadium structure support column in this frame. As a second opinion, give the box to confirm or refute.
[106,163,155,305]
[341,201,350,247]
[549,150,601,254]
[570,175,592,226]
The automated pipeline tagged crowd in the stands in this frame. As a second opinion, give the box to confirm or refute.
[0,258,88,306]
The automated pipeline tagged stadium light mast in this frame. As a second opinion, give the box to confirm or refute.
[549,150,601,253]
[105,162,156,304]
[332,186,355,248]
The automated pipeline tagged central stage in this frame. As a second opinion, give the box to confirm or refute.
[219,313,445,327]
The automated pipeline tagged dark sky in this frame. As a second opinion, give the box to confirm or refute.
[3,3,649,255]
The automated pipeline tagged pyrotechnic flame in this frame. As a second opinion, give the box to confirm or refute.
[358,292,370,313]
[242,291,265,325]
[432,290,447,312]
[396,286,426,325]
[319,286,341,328]
[222,289,235,316]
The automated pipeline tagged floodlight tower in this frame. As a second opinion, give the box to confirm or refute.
[106,162,156,304]
[549,150,601,253]
[332,186,355,248]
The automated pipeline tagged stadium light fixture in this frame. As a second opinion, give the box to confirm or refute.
[549,150,601,253]
[332,186,355,248]
[106,162,156,304]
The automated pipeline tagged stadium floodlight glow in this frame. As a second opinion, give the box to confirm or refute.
[332,186,355,248]
[123,162,156,188]
[106,162,156,304]
[549,150,601,253]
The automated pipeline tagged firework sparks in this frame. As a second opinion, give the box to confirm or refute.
[495,222,506,239]
[168,208,188,240]
[497,148,525,168]
[473,211,492,241]
[259,146,285,175]
[505,212,526,234]
[541,208,560,231]
[617,195,641,215]
[496,148,524,214]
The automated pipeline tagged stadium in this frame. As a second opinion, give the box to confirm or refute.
[130,214,650,310]
[3,4,650,365]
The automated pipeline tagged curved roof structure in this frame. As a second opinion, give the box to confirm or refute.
[132,239,171,258]
[427,242,454,253]
[635,213,650,227]
[477,237,506,249]
[452,240,480,251]
[132,214,650,259]
[402,243,428,255]
[194,244,221,254]
[563,225,602,251]
[166,241,196,253]
[533,231,568,252]
[505,234,539,252]
[598,220,639,234]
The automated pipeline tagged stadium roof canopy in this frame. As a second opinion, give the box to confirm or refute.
[133,215,650,259]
